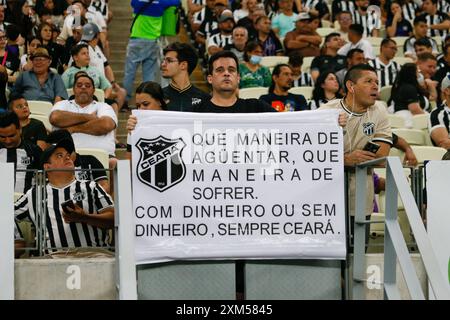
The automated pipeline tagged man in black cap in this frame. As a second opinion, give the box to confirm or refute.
[207,9,235,56]
[14,138,114,251]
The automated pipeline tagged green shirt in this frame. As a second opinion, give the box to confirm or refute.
[239,63,272,89]
[161,6,178,36]
[131,15,162,40]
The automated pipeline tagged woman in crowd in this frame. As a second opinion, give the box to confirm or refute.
[389,63,432,127]
[126,81,167,160]
[0,29,20,83]
[20,37,42,71]
[239,41,272,89]
[386,1,413,38]
[308,71,342,110]
[37,21,65,73]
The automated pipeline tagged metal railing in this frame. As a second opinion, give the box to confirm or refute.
[353,156,450,300]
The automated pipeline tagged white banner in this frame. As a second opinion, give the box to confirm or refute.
[426,161,450,297]
[132,110,346,264]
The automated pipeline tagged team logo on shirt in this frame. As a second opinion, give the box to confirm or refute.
[362,122,375,136]
[20,156,31,165]
[192,98,202,105]
[73,191,86,202]
[135,136,186,192]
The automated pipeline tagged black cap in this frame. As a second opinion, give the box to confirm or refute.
[40,139,75,168]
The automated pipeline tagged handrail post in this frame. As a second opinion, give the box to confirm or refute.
[353,165,367,299]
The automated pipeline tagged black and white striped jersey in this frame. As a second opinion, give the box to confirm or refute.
[302,0,330,18]
[368,58,401,88]
[429,101,450,142]
[437,0,450,13]
[74,154,108,183]
[0,141,41,194]
[352,10,382,37]
[14,179,114,249]
[207,31,233,49]
[401,1,419,24]
[421,12,449,38]
[332,0,356,21]
[292,72,313,87]
[90,0,109,20]
[403,36,439,56]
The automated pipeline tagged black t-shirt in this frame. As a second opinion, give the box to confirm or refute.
[193,98,276,113]
[22,118,47,146]
[259,93,308,112]
[311,54,347,74]
[392,83,429,112]
[74,153,108,182]
[385,18,413,37]
[1,47,20,73]
[163,84,210,112]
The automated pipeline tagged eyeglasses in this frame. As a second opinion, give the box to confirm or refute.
[161,57,179,64]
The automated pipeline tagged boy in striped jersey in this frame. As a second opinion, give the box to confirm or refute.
[14,139,114,250]
[0,111,41,194]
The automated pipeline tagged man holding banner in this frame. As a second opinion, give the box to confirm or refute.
[320,64,392,245]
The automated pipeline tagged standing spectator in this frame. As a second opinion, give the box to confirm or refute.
[11,47,68,104]
[223,26,248,61]
[386,1,413,38]
[404,15,440,60]
[337,24,375,60]
[9,96,48,150]
[308,71,342,110]
[123,0,180,103]
[260,63,308,111]
[49,73,117,158]
[254,15,284,56]
[289,53,313,87]
[0,111,42,194]
[429,74,450,149]
[239,41,272,88]
[389,63,431,127]
[272,0,298,38]
[310,32,346,82]
[420,0,450,39]
[14,139,114,250]
[368,38,401,88]
[284,12,322,58]
[207,9,234,56]
[352,0,381,37]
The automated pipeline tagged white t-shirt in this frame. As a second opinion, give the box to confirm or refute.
[51,100,117,156]
[337,39,375,60]
[68,43,107,76]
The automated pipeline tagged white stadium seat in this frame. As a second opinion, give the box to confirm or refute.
[288,86,314,100]
[260,56,289,68]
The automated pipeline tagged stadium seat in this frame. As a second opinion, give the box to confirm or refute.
[67,88,105,102]
[379,85,392,103]
[288,86,314,100]
[367,37,383,47]
[30,114,52,132]
[410,146,447,164]
[320,20,332,28]
[77,148,109,170]
[393,56,414,65]
[28,100,53,118]
[392,128,426,145]
[301,56,314,73]
[238,87,268,99]
[260,56,289,68]
[387,114,405,128]
[411,114,433,146]
[316,27,336,37]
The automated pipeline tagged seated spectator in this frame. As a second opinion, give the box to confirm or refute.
[5,0,36,40]
[386,1,413,38]
[0,65,7,111]
[420,0,450,39]
[352,0,381,37]
[288,53,313,87]
[335,11,352,41]
[0,111,42,193]
[337,23,375,60]
[236,0,265,38]
[207,9,234,57]
[310,32,346,82]
[417,52,438,101]
[11,47,68,103]
[20,37,42,72]
[404,15,440,60]
[259,63,308,111]
[434,43,450,84]
[62,43,113,102]
[332,2,355,22]
[253,15,284,57]
[302,0,330,20]
[37,1,65,30]
[413,38,436,61]
[389,63,431,127]
[239,41,272,88]
[308,71,342,110]
[44,129,110,193]
[37,21,65,73]
[368,38,401,88]
[284,12,321,58]
[429,74,450,149]
[50,73,117,160]
[14,139,114,250]
[223,26,248,61]
[9,95,47,150]
[272,0,298,38]
[126,82,167,160]
[233,0,250,22]
[335,48,366,89]
[0,29,19,83]
[61,16,87,67]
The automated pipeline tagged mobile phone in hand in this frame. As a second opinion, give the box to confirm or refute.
[363,141,380,154]
[61,200,75,212]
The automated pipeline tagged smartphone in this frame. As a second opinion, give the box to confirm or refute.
[61,200,75,212]
[363,141,380,154]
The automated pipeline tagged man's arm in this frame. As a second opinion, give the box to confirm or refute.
[62,205,114,229]
[49,110,96,127]
[66,116,116,136]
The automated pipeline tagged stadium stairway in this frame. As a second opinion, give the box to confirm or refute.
[109,2,208,159]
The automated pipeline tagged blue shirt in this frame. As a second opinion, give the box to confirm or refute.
[11,71,68,103]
